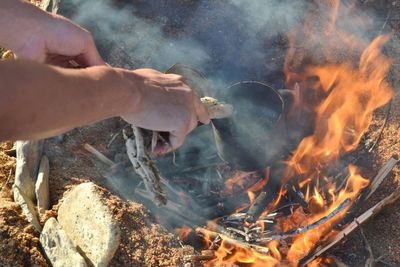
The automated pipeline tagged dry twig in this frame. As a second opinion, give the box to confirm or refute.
[83,143,115,167]
[366,156,399,199]
[124,126,167,206]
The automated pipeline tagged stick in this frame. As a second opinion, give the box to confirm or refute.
[299,188,400,266]
[245,191,267,223]
[257,198,351,243]
[366,156,399,200]
[107,132,120,148]
[360,227,374,267]
[83,143,115,167]
[285,184,309,209]
[184,254,216,262]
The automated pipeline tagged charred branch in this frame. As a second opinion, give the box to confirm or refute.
[195,227,270,255]
[244,165,285,223]
[285,184,309,209]
[256,198,351,243]
[245,191,267,223]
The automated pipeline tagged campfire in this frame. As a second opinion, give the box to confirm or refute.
[113,1,399,266]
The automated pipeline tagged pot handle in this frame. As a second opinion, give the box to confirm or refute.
[277,89,298,112]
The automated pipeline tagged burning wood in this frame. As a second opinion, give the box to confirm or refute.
[256,198,351,243]
[184,250,216,262]
[189,155,399,266]
[195,227,270,255]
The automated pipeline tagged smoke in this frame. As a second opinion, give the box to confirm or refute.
[60,0,388,86]
[61,0,210,70]
[59,0,315,88]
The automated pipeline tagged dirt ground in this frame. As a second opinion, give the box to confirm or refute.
[0,126,195,267]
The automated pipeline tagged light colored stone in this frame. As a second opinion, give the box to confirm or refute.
[14,140,44,202]
[58,182,120,267]
[35,156,50,215]
[12,185,41,231]
[40,217,87,267]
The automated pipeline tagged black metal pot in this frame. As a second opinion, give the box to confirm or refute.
[166,64,290,171]
[212,81,288,171]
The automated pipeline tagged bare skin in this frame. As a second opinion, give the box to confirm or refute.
[0,0,210,150]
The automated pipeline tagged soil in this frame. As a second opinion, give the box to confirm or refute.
[0,120,196,267]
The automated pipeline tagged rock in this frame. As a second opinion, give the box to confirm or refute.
[40,217,87,267]
[58,182,120,267]
[14,140,44,202]
[12,185,41,232]
[35,156,50,215]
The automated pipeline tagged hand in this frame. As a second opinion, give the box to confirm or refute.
[120,69,210,151]
[0,0,104,67]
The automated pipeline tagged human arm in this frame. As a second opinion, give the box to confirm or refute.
[0,60,210,148]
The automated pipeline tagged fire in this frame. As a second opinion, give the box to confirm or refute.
[175,226,193,241]
[286,34,393,176]
[202,0,394,266]
[224,171,257,194]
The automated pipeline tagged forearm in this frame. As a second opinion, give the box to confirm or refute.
[0,60,141,141]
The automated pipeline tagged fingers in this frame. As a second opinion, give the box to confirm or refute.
[168,128,187,151]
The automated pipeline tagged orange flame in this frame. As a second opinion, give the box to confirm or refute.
[224,171,257,194]
[175,226,193,241]
[204,0,393,266]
